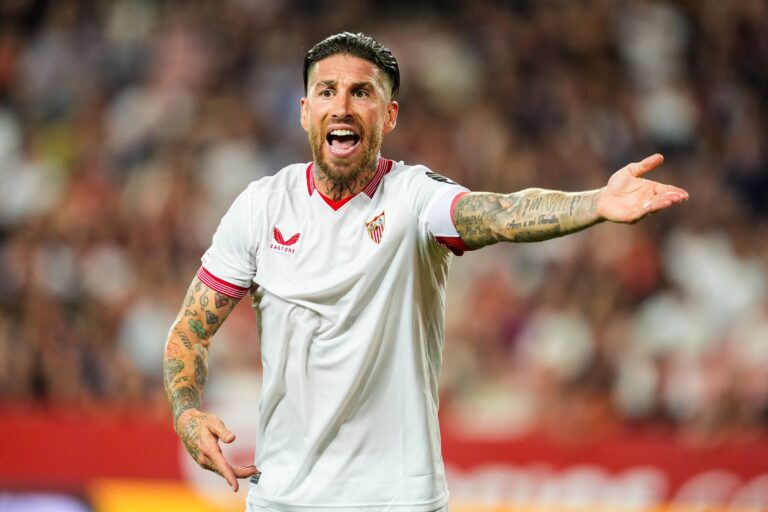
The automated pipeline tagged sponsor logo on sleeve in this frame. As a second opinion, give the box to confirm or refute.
[425,171,457,185]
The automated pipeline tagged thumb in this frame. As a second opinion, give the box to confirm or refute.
[628,153,664,178]
[209,419,236,444]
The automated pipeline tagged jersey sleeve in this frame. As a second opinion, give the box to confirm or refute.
[199,185,259,299]
[409,167,473,256]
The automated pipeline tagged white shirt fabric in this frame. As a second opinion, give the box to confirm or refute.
[199,158,468,511]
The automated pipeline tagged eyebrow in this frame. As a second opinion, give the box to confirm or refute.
[314,80,376,91]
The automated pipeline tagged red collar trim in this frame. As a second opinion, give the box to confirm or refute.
[319,193,356,210]
[362,157,394,198]
[306,158,395,209]
[306,162,315,196]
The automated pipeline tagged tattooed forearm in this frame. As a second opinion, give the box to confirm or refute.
[163,359,184,386]
[164,276,242,429]
[454,189,602,248]
[188,318,208,340]
[194,349,208,389]
[176,330,193,350]
[171,386,202,424]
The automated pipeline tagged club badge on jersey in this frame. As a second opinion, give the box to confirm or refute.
[365,211,385,244]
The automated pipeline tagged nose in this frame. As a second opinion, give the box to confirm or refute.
[330,93,352,120]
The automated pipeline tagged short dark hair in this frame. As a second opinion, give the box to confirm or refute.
[303,32,400,101]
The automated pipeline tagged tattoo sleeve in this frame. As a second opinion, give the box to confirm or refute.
[453,189,602,249]
[163,276,240,430]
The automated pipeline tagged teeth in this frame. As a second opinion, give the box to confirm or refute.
[329,129,355,136]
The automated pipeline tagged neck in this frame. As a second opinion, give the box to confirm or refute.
[313,157,380,202]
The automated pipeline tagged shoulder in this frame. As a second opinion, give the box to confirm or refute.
[382,160,468,218]
[240,162,310,198]
[386,161,463,188]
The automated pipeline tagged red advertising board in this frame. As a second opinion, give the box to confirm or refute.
[1,408,766,509]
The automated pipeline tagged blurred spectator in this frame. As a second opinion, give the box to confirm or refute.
[0,0,766,445]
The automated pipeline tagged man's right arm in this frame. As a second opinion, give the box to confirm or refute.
[452,154,688,249]
[163,275,257,491]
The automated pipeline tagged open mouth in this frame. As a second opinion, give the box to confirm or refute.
[326,128,361,157]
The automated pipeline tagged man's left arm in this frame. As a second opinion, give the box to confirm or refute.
[453,154,689,249]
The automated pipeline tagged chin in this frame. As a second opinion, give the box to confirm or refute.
[321,150,369,179]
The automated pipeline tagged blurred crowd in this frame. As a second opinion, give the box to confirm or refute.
[0,0,766,444]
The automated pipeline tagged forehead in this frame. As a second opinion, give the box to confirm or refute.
[308,54,387,89]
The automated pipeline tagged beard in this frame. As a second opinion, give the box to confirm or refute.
[308,122,381,193]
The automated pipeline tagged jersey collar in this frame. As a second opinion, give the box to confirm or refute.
[306,157,395,209]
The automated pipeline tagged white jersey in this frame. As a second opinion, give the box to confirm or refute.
[199,158,469,511]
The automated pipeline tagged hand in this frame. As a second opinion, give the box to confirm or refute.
[176,409,259,491]
[597,154,689,223]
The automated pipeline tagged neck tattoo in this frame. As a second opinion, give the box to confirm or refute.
[314,160,378,202]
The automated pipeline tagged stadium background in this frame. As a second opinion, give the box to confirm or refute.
[0,0,767,510]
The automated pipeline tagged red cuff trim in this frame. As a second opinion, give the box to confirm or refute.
[435,236,471,256]
[197,267,250,299]
[437,191,473,255]
[450,191,469,225]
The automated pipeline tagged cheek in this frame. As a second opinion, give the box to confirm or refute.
[308,124,323,144]
[305,114,322,138]
[362,109,386,133]
[302,102,324,131]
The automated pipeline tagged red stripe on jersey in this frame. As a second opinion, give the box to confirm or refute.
[319,193,356,211]
[306,162,315,196]
[363,158,394,197]
[435,236,470,256]
[197,267,249,299]
[451,191,469,224]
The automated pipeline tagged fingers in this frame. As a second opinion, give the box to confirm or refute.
[653,182,690,201]
[206,459,259,492]
[628,153,664,177]
[206,448,239,491]
[233,464,259,479]
[641,190,688,215]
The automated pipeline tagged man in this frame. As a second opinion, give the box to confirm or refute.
[163,32,688,511]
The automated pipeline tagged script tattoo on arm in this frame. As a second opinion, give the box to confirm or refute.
[453,189,602,249]
[163,276,240,431]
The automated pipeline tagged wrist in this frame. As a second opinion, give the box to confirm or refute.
[594,187,607,222]
[173,405,202,431]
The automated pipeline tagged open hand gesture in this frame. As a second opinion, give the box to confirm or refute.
[597,154,689,223]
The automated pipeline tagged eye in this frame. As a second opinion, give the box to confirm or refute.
[352,89,368,98]
[319,89,333,98]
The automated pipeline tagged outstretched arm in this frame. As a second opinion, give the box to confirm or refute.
[163,276,258,491]
[453,154,689,249]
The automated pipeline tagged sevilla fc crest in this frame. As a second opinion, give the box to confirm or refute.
[365,211,385,244]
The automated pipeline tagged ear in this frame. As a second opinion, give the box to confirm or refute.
[383,100,399,134]
[300,97,309,132]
